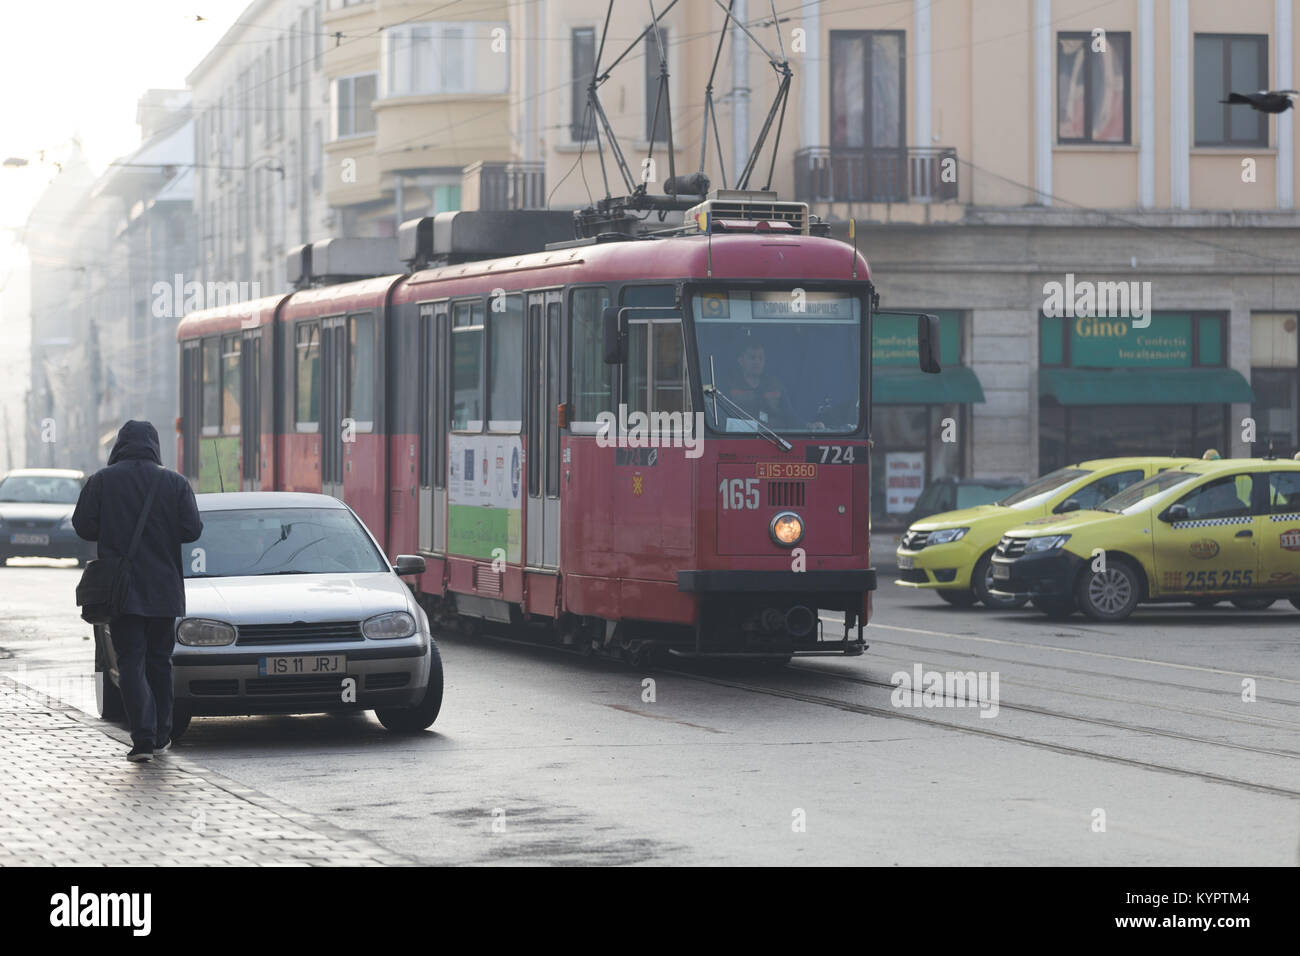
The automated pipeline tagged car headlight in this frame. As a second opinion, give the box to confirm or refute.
[927,527,969,545]
[1024,534,1071,553]
[769,511,804,547]
[176,618,237,646]
[362,610,416,639]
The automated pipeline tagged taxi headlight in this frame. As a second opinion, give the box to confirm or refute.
[770,511,805,547]
[362,610,416,639]
[1025,534,1071,553]
[927,527,969,545]
[176,618,237,646]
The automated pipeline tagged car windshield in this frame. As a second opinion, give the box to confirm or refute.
[183,508,389,578]
[693,289,861,435]
[0,476,81,504]
[997,468,1090,508]
[957,483,1021,509]
[1095,470,1198,514]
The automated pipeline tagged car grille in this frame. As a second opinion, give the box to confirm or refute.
[897,568,929,584]
[245,675,354,695]
[235,621,364,645]
[366,672,411,690]
[996,536,1027,558]
[189,679,239,696]
[900,530,930,550]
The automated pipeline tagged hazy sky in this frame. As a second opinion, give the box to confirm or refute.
[0,1,249,467]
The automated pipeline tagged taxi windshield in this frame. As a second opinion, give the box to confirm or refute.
[693,290,861,435]
[1096,470,1197,513]
[997,468,1090,508]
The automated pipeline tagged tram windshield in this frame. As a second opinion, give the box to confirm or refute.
[692,289,862,435]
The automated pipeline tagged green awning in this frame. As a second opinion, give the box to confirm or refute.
[1040,368,1255,405]
[872,365,986,405]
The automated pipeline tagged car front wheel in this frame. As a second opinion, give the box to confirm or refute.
[972,552,1029,610]
[1076,559,1142,622]
[375,640,444,733]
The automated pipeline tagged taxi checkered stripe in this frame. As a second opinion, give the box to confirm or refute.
[1269,513,1300,522]
[1171,516,1254,529]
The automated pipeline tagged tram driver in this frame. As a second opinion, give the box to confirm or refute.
[725,339,825,431]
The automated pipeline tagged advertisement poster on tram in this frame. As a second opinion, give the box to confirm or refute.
[447,434,523,562]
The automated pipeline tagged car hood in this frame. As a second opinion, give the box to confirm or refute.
[0,502,74,523]
[908,503,1017,531]
[183,571,413,625]
[1004,509,1124,537]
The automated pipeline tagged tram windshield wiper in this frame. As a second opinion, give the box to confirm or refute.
[703,359,793,451]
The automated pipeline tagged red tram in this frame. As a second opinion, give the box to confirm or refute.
[176,193,939,660]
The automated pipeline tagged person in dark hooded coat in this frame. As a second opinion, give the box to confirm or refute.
[73,420,203,761]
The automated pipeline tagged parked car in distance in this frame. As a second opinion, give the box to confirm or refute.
[990,456,1300,621]
[94,492,442,739]
[902,476,1025,525]
[0,468,95,566]
[895,457,1196,609]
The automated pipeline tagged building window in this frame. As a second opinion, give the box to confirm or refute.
[644,26,669,142]
[572,27,596,141]
[830,30,904,150]
[386,23,508,96]
[1057,32,1130,143]
[1251,313,1299,455]
[335,73,377,138]
[1195,34,1268,147]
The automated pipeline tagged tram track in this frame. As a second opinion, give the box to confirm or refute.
[659,666,1300,800]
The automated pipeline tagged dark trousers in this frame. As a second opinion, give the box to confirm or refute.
[109,615,176,747]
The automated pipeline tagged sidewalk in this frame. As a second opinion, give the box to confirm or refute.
[0,677,413,866]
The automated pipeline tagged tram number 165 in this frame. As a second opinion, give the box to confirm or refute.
[719,478,760,510]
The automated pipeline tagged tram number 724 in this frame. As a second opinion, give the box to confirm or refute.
[807,445,858,464]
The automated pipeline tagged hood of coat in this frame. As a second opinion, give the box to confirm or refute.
[108,420,162,466]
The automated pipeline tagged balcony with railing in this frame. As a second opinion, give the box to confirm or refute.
[794,147,958,204]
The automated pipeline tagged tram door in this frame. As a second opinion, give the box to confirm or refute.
[418,302,449,553]
[239,329,262,490]
[526,291,564,569]
[319,315,346,498]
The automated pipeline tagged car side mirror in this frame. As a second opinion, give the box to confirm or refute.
[1055,498,1080,514]
[392,554,426,576]
[1161,504,1189,523]
[603,306,626,364]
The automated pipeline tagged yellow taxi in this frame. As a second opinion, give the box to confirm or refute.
[895,457,1194,608]
[989,456,1300,621]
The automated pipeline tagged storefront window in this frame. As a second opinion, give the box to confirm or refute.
[1251,313,1299,456]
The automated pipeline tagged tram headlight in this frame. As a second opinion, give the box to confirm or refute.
[770,511,805,547]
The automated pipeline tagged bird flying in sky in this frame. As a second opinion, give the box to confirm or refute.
[1220,90,1299,113]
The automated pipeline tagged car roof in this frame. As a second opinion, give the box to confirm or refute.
[195,491,348,511]
[2,468,85,479]
[1175,457,1300,475]
[1074,457,1193,470]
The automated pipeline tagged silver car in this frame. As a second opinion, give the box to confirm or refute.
[93,492,442,739]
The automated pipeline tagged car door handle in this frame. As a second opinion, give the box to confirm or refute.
[1235,530,1252,538]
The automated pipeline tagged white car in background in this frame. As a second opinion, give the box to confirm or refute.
[94,492,443,740]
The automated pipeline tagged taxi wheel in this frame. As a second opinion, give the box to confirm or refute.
[1230,597,1275,611]
[937,589,976,607]
[375,640,444,733]
[972,552,1029,610]
[1076,560,1142,622]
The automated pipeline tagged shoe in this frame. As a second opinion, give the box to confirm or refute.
[153,739,171,755]
[127,744,154,762]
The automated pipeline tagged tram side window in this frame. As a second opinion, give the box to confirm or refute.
[452,299,485,431]
[201,338,221,436]
[221,334,241,435]
[295,321,321,431]
[569,286,612,426]
[489,294,523,431]
[348,313,375,430]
